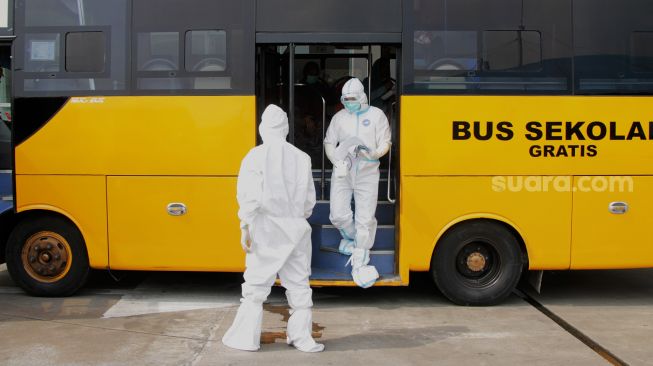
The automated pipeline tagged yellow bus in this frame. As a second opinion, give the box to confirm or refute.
[1,0,652,305]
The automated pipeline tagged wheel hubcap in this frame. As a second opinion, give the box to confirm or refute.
[455,241,501,287]
[21,231,72,283]
[466,252,487,272]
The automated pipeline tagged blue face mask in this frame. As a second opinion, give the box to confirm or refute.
[343,101,361,113]
[306,75,319,84]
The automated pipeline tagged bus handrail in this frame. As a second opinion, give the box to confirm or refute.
[387,102,396,204]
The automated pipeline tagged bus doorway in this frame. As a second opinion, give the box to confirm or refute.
[256,43,400,283]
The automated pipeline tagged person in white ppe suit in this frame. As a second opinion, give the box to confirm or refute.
[222,104,324,353]
[324,78,392,288]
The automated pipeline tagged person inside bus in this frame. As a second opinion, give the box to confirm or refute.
[222,104,324,353]
[296,62,334,166]
[324,78,392,288]
[363,47,396,117]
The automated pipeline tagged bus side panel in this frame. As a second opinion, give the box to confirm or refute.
[15,175,108,269]
[401,176,572,271]
[571,176,653,269]
[107,176,242,271]
[14,96,255,176]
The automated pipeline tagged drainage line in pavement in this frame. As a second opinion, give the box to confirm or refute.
[514,289,629,366]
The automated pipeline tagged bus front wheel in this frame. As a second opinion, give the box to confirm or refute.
[5,215,89,296]
[431,220,524,306]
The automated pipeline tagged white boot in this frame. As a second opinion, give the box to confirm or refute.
[222,300,263,351]
[286,308,325,352]
[347,248,379,288]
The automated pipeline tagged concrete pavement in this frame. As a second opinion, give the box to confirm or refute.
[1,264,652,365]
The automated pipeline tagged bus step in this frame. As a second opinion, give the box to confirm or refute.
[308,201,395,226]
[310,268,398,282]
[312,224,395,251]
[311,249,395,277]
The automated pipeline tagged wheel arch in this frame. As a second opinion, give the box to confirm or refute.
[430,214,530,271]
[13,206,88,247]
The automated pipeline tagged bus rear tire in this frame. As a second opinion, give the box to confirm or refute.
[5,215,89,296]
[431,220,524,306]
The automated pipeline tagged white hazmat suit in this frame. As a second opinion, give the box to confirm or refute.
[222,104,324,353]
[324,78,392,288]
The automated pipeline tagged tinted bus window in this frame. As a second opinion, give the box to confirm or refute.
[16,0,128,96]
[185,30,227,73]
[137,32,180,71]
[631,32,653,74]
[482,31,542,72]
[65,32,106,73]
[403,0,572,94]
[574,0,653,94]
[133,0,254,94]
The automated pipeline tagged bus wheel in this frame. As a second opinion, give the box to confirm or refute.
[431,220,524,306]
[5,215,89,296]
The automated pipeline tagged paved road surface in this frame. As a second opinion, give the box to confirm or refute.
[1,264,651,365]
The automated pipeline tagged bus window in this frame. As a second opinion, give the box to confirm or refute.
[482,30,542,72]
[16,0,128,95]
[133,0,254,94]
[65,32,106,73]
[185,30,227,72]
[414,31,477,72]
[403,0,572,94]
[24,33,60,72]
[137,32,180,72]
[574,0,653,94]
[631,32,653,74]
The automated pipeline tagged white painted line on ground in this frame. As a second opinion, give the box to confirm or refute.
[102,293,239,318]
[101,276,246,318]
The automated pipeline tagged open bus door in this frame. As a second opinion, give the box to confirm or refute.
[256,43,401,284]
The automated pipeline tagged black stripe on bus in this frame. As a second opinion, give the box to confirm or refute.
[13,97,69,146]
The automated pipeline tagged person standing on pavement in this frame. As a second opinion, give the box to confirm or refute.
[222,104,324,353]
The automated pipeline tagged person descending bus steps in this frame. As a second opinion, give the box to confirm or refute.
[324,78,392,288]
[221,104,324,353]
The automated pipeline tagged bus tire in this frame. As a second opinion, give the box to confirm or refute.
[431,220,524,306]
[5,215,89,296]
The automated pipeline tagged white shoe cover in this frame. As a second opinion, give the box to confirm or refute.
[348,248,379,288]
[221,301,262,351]
[352,265,379,288]
[286,308,325,352]
[287,337,325,353]
[338,239,355,256]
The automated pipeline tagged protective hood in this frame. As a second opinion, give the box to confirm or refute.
[259,104,289,143]
[341,78,369,107]
[257,105,313,239]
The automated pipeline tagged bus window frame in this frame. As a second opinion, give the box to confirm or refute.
[19,26,112,80]
[13,0,130,97]
[131,0,255,96]
[134,28,230,79]
[401,0,574,96]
